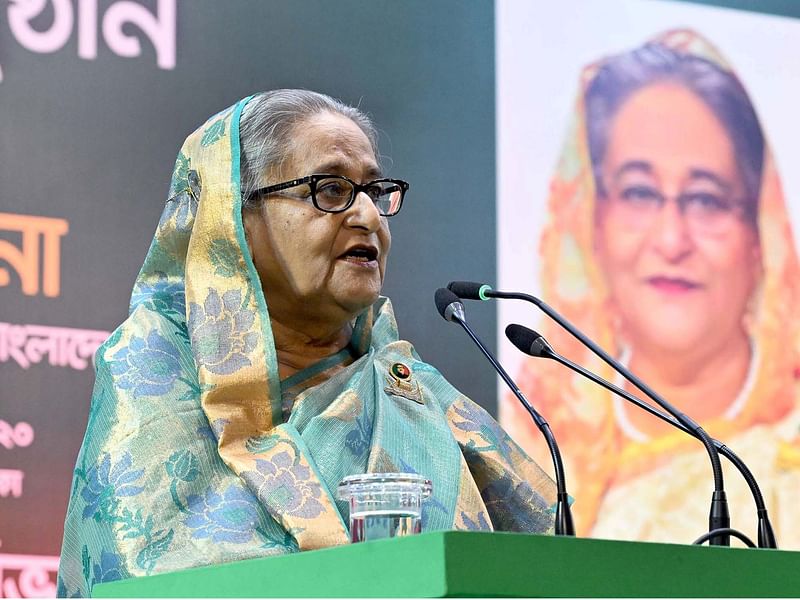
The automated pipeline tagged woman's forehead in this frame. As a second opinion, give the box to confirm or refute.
[603,83,740,186]
[288,112,378,175]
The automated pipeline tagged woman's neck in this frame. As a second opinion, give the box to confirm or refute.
[620,329,753,437]
[271,318,352,380]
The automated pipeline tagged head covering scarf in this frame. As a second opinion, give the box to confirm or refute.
[501,29,800,547]
[57,94,556,596]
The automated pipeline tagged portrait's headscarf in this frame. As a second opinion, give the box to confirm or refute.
[501,30,800,536]
[58,95,557,596]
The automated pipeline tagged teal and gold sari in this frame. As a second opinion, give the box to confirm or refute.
[57,96,556,597]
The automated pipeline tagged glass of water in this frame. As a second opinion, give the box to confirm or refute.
[337,473,433,543]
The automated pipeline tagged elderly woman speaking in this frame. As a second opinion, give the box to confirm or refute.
[56,90,555,595]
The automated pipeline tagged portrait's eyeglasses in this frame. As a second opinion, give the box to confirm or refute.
[248,174,409,217]
[602,183,751,237]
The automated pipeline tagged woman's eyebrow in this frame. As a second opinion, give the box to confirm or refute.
[312,160,382,179]
[687,168,732,192]
[612,160,653,183]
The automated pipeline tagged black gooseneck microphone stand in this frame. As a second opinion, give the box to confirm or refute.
[506,323,775,549]
[447,280,773,547]
[434,288,575,536]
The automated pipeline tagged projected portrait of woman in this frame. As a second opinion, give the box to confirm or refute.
[502,30,800,547]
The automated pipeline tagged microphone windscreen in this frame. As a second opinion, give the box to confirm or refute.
[434,288,460,319]
[447,281,489,300]
[505,324,545,357]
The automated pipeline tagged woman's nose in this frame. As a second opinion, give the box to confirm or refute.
[649,199,694,261]
[344,191,382,231]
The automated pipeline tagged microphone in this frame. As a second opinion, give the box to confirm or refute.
[448,280,494,301]
[437,288,466,323]
[506,323,775,548]
[507,324,556,360]
[447,281,733,546]
[433,288,575,536]
[506,323,694,431]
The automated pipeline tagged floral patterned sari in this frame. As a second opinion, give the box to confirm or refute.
[57,95,556,597]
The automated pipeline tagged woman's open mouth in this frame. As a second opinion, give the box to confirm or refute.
[339,245,379,267]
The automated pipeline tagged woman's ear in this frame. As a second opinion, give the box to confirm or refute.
[593,199,607,258]
[753,238,763,267]
[750,235,764,298]
[242,210,257,259]
[741,233,764,331]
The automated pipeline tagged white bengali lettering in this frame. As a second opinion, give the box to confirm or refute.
[0,323,29,368]
[0,554,59,598]
[0,470,24,499]
[0,421,34,450]
[0,322,109,371]
[78,0,98,60]
[8,0,74,54]
[103,0,176,69]
[2,0,177,84]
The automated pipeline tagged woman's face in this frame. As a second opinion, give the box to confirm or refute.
[243,111,391,331]
[594,83,761,354]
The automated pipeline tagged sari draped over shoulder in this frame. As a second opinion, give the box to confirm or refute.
[57,96,556,597]
[501,30,800,547]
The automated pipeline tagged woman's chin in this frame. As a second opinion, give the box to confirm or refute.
[335,290,381,319]
[629,323,724,355]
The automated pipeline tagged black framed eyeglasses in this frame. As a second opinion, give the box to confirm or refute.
[248,174,409,217]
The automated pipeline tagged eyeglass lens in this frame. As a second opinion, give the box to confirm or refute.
[314,177,403,215]
[606,184,742,237]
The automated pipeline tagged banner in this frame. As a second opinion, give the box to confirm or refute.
[497,0,800,548]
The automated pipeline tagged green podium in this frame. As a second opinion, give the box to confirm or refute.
[93,531,800,597]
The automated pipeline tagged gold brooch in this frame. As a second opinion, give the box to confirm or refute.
[384,362,423,404]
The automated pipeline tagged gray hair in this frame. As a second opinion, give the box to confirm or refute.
[585,43,764,226]
[239,89,379,209]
